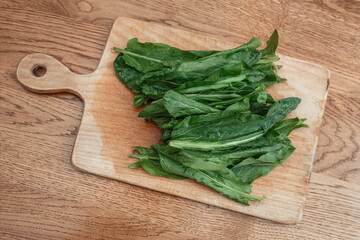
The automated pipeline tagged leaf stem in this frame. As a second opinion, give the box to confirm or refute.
[113,47,162,63]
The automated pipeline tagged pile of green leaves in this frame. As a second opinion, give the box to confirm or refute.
[113,30,307,205]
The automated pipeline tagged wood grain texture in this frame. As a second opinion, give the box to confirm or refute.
[1,0,359,239]
[15,17,330,224]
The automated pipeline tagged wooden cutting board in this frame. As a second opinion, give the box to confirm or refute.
[16,17,329,224]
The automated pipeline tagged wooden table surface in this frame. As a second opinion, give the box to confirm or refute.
[1,1,359,239]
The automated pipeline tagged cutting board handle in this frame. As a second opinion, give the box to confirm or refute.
[16,53,88,97]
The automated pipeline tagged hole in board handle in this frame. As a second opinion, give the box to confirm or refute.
[32,65,47,77]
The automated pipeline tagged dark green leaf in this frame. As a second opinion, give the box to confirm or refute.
[273,118,308,136]
[232,142,295,183]
[138,100,170,120]
[258,30,280,64]
[154,145,263,205]
[129,147,186,180]
[163,90,220,118]
[113,54,143,91]
[133,93,148,107]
